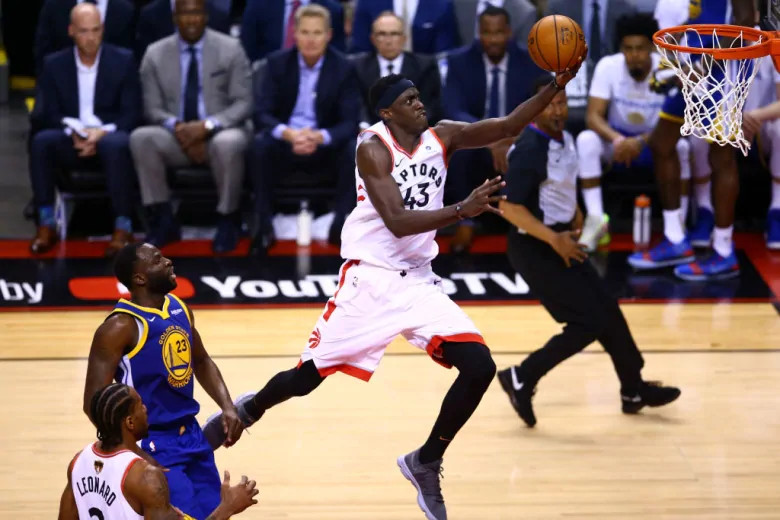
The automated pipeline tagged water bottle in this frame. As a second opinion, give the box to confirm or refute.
[297,199,312,247]
[633,194,651,249]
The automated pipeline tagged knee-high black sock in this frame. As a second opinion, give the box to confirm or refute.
[419,343,496,464]
[244,360,324,418]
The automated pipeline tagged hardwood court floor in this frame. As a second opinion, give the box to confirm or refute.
[1,303,779,519]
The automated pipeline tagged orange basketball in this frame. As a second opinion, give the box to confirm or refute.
[527,15,586,73]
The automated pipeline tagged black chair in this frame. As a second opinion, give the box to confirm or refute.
[250,58,338,212]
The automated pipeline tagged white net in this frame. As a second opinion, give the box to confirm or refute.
[655,27,762,155]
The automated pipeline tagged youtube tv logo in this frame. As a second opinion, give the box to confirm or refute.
[68,277,195,300]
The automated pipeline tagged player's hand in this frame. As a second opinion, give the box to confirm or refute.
[221,406,244,447]
[488,138,512,173]
[550,230,587,267]
[742,111,761,142]
[459,176,506,218]
[554,44,588,88]
[613,137,642,167]
[220,470,259,515]
[183,140,208,164]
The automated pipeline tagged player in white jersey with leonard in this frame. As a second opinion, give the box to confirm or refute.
[58,383,258,520]
[203,61,585,519]
[576,12,691,251]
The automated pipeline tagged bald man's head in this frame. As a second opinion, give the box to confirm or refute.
[69,3,103,59]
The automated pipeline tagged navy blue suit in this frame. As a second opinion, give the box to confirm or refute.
[135,0,232,61]
[251,47,359,229]
[30,45,141,219]
[442,41,546,204]
[240,0,345,63]
[34,0,136,74]
[350,0,458,54]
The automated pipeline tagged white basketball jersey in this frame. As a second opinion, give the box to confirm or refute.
[71,443,143,520]
[588,53,665,135]
[341,122,448,270]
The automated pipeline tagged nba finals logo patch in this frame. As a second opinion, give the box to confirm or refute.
[94,461,103,474]
[159,325,193,388]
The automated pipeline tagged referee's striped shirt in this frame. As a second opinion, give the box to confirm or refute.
[504,124,579,232]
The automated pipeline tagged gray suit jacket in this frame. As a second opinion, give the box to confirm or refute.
[139,29,253,129]
[544,0,636,60]
[454,0,538,49]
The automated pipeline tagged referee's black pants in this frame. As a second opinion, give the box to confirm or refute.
[507,228,644,395]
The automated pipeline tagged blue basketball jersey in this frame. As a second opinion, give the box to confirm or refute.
[687,0,731,25]
[110,294,200,426]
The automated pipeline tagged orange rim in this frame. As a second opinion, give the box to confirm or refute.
[654,24,775,60]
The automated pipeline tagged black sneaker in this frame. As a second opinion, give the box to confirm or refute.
[497,367,537,427]
[622,381,681,414]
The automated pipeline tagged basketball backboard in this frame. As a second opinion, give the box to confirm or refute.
[765,0,780,30]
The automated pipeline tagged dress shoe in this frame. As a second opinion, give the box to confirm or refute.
[250,230,276,256]
[212,214,241,253]
[105,229,133,258]
[29,226,58,254]
[450,224,474,255]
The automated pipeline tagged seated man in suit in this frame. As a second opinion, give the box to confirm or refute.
[442,5,544,252]
[29,2,141,256]
[130,0,253,253]
[135,0,231,61]
[240,0,345,63]
[34,0,136,75]
[453,0,538,50]
[350,0,459,54]
[250,3,360,254]
[354,11,442,129]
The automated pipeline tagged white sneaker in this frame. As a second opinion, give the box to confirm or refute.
[578,214,609,252]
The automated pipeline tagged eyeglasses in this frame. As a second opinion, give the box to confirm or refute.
[374,31,403,39]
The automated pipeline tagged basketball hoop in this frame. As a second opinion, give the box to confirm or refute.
[654,24,780,155]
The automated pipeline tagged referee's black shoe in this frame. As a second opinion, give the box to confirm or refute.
[621,381,681,414]
[497,366,537,427]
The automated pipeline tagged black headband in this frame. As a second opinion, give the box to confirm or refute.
[375,79,416,114]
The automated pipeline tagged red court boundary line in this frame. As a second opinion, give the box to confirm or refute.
[0,297,774,313]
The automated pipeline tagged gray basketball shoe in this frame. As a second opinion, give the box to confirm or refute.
[202,391,260,450]
[397,448,447,520]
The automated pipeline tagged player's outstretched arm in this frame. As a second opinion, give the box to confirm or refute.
[357,137,506,237]
[434,51,586,156]
[83,314,138,420]
[187,307,243,448]
[128,464,259,520]
[731,0,755,27]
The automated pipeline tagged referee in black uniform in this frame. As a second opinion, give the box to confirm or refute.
[496,77,681,427]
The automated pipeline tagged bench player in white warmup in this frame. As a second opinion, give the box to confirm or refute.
[203,64,583,520]
[58,383,258,520]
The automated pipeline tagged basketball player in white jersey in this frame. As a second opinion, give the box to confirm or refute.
[58,383,258,520]
[576,12,691,251]
[203,54,585,520]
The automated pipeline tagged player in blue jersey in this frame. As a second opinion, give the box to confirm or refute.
[83,242,244,519]
[628,0,754,280]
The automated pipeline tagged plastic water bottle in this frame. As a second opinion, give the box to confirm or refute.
[297,200,312,247]
[633,194,651,249]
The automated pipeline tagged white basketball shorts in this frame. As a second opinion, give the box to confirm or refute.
[298,260,485,381]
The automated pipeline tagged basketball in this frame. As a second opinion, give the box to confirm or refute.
[527,15,586,73]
